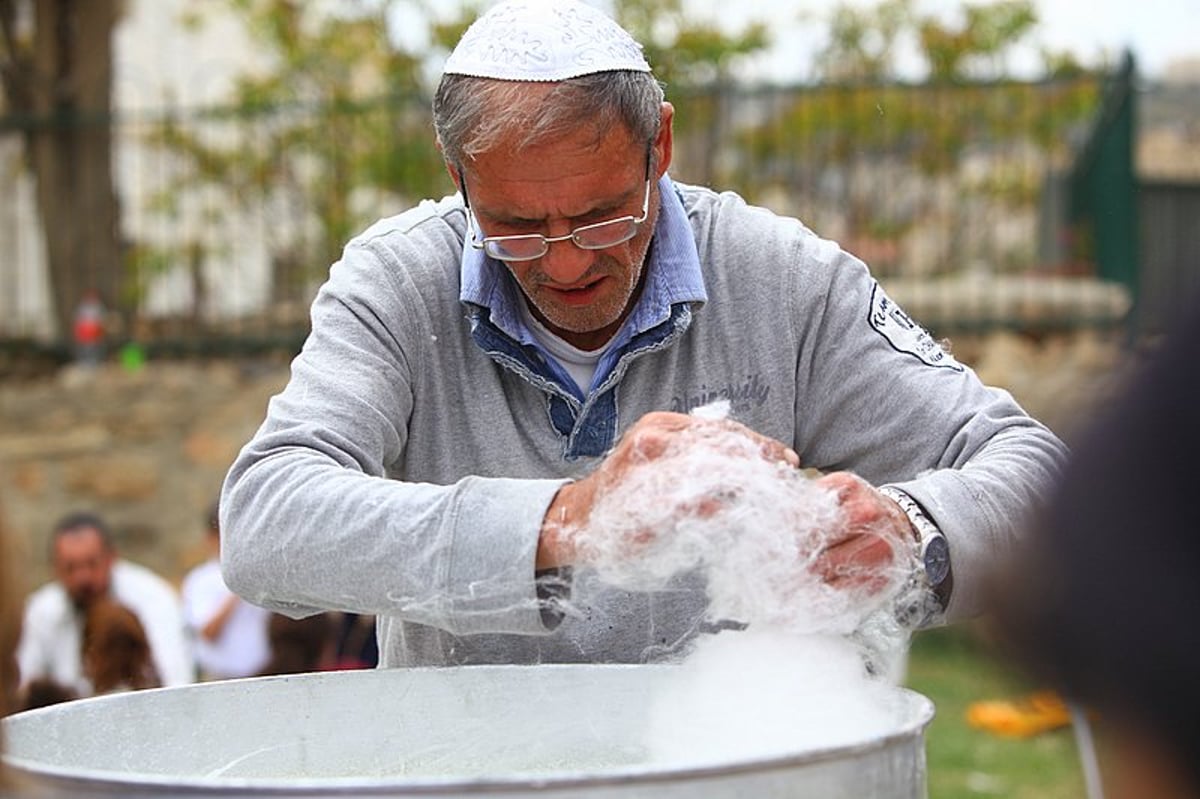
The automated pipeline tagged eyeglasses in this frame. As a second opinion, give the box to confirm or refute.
[458,143,652,263]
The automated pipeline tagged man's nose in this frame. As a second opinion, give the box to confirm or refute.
[539,238,595,286]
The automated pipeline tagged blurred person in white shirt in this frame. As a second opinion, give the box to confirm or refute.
[182,501,270,681]
[16,512,194,696]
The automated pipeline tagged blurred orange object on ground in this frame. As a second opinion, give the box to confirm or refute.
[966,691,1074,738]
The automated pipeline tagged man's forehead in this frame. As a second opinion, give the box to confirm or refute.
[466,132,645,217]
[54,527,110,558]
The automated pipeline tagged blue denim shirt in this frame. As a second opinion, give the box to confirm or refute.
[458,176,707,458]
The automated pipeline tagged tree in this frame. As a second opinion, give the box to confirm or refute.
[918,0,1038,82]
[146,0,458,308]
[812,0,1041,84]
[0,0,124,340]
[613,0,769,88]
[613,0,770,185]
[784,0,1093,175]
[736,0,1100,276]
[815,0,914,83]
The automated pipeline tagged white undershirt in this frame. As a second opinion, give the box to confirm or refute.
[518,299,612,395]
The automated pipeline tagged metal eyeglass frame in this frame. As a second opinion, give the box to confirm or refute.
[458,142,653,263]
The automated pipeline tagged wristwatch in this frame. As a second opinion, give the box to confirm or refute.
[878,486,953,626]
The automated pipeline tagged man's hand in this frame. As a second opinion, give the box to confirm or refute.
[537,411,799,570]
[538,414,919,607]
[810,472,918,593]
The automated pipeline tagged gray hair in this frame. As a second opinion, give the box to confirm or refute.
[433,71,664,168]
[52,511,115,552]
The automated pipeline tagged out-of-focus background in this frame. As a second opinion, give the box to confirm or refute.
[0,2,1196,793]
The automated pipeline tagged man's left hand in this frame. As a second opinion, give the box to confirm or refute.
[810,472,918,593]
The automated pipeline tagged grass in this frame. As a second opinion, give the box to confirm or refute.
[905,624,1086,799]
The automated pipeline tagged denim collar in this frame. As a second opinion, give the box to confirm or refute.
[459,174,706,351]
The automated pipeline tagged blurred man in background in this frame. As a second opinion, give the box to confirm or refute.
[17,512,193,696]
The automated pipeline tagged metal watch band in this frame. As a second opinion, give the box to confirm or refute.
[878,486,953,625]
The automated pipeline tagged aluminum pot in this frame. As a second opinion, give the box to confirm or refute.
[3,665,933,798]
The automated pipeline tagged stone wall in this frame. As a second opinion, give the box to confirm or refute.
[0,359,291,589]
[0,330,1133,592]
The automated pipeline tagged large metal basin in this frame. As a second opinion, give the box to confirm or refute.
[3,665,933,797]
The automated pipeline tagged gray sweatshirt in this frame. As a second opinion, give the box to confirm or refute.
[221,181,1066,667]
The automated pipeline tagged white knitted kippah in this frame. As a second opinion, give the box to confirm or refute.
[443,0,652,82]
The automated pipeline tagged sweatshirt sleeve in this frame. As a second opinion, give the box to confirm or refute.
[220,228,566,637]
[789,237,1067,621]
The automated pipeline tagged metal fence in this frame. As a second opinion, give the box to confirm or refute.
[1138,180,1200,333]
[3,69,1184,370]
[1069,55,1139,297]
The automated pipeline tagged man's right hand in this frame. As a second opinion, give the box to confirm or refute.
[536,411,799,570]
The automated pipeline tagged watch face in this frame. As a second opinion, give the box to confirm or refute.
[923,536,951,586]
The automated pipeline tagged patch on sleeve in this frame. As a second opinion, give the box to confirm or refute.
[868,284,962,372]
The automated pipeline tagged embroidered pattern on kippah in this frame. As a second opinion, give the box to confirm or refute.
[443,0,652,82]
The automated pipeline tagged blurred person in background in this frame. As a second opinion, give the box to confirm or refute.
[81,598,160,694]
[182,501,270,680]
[71,288,107,368]
[257,613,337,677]
[15,677,77,712]
[989,303,1200,799]
[17,512,194,697]
[333,612,379,670]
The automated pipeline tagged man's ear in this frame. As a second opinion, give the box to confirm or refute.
[654,102,675,178]
[436,137,463,195]
[444,161,462,194]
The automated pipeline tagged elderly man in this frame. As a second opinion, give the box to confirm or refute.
[17,513,194,695]
[221,0,1065,668]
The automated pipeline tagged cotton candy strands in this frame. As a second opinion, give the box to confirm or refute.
[572,402,925,764]
[573,401,919,639]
